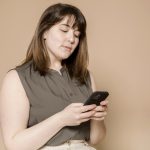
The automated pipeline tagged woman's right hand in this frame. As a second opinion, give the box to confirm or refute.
[57,103,97,126]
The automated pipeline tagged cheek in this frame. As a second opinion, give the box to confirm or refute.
[48,33,62,45]
[46,33,63,51]
[73,39,79,49]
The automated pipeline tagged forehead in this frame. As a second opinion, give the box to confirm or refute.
[58,15,78,30]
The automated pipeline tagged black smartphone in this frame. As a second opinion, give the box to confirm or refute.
[84,91,109,106]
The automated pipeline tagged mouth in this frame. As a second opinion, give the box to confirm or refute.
[63,46,72,52]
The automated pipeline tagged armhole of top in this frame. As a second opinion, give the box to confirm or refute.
[13,68,30,102]
[86,70,92,87]
[5,68,29,102]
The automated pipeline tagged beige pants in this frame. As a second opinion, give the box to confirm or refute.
[40,140,96,150]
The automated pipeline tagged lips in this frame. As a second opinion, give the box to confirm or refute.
[63,46,72,52]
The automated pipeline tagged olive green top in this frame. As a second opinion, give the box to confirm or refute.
[15,60,93,147]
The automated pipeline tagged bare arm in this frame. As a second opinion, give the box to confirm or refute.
[0,70,97,150]
[88,71,107,145]
[0,70,65,150]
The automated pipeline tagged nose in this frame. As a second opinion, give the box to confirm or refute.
[67,30,75,44]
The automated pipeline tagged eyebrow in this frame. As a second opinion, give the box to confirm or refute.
[60,24,79,31]
[61,24,70,27]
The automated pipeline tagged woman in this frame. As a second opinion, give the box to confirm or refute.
[0,3,108,150]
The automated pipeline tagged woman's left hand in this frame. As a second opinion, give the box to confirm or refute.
[90,100,109,121]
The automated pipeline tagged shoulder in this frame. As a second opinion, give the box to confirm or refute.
[1,70,26,97]
[0,70,29,115]
[15,60,33,73]
[2,69,20,86]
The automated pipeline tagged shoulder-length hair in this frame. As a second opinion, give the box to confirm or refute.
[20,3,89,84]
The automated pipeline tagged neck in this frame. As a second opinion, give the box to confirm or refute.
[50,63,62,71]
[48,53,62,71]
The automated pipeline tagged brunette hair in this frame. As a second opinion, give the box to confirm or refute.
[20,3,89,84]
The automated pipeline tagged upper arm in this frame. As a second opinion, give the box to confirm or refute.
[0,70,30,145]
[89,71,97,92]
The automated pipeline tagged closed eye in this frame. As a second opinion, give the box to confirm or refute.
[60,29,68,32]
[59,24,69,32]
[59,24,80,38]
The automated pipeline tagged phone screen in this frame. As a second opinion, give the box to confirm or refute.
[84,91,109,106]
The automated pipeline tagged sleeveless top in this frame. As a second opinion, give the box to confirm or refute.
[15,60,93,146]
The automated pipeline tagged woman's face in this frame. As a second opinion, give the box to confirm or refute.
[44,16,80,61]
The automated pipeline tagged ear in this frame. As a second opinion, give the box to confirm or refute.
[43,31,48,40]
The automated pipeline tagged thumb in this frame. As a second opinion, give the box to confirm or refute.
[71,103,84,106]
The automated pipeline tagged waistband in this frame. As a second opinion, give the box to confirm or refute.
[66,140,87,143]
[39,140,96,150]
[39,140,95,150]
[64,140,88,145]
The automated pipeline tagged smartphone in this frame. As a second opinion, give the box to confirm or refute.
[84,91,109,106]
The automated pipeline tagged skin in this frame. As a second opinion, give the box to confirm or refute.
[88,72,108,145]
[44,15,80,71]
[0,16,108,150]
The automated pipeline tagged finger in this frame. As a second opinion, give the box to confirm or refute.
[98,105,108,111]
[100,100,109,106]
[71,103,84,107]
[92,112,107,118]
[80,110,96,119]
[92,105,108,112]
[94,106,105,111]
[80,118,91,123]
[90,117,105,121]
[80,104,96,113]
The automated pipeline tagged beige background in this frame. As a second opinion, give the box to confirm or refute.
[0,0,150,150]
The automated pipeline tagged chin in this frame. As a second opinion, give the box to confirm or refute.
[61,53,72,60]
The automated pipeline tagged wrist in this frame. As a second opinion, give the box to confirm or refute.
[54,112,66,128]
[91,119,105,124]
